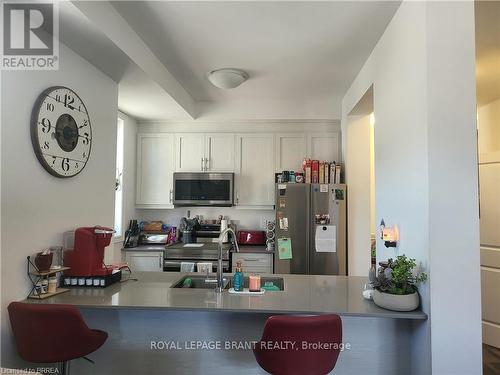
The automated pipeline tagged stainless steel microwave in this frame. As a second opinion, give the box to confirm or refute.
[173,173,234,206]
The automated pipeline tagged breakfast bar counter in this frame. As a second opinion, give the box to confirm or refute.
[23,272,426,375]
[25,272,426,319]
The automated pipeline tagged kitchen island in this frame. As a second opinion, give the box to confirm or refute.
[25,272,426,374]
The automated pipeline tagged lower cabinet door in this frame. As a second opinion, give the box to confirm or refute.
[125,252,163,272]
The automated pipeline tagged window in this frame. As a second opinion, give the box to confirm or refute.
[114,117,125,238]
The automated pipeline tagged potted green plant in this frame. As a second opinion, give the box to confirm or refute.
[369,255,427,311]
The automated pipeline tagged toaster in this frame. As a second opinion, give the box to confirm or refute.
[237,231,266,245]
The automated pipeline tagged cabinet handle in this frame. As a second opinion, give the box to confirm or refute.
[159,256,162,269]
[205,158,209,171]
[201,158,204,171]
[236,193,239,205]
[169,189,173,203]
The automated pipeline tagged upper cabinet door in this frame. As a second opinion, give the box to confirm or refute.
[136,134,174,208]
[307,133,341,163]
[206,133,235,172]
[275,133,307,172]
[175,133,206,172]
[235,134,275,207]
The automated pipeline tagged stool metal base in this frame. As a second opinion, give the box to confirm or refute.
[60,361,70,375]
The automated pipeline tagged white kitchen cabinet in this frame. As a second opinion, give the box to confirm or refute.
[235,134,275,207]
[136,134,174,209]
[275,133,307,172]
[175,133,234,172]
[232,252,273,274]
[124,251,164,272]
[175,133,206,172]
[206,133,235,172]
[307,132,341,162]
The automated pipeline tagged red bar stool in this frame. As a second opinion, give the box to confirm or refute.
[253,314,342,375]
[8,302,108,375]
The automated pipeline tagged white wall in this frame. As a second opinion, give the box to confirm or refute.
[341,1,481,374]
[426,4,481,374]
[478,97,500,156]
[196,97,341,121]
[112,112,138,260]
[477,98,500,348]
[345,115,373,276]
[0,44,118,367]
[478,98,500,246]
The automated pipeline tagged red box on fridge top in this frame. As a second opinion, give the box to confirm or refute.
[304,159,312,183]
[311,160,319,183]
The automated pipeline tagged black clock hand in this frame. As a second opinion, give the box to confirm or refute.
[45,94,85,113]
[42,153,86,164]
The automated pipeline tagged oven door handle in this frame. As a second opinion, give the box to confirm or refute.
[163,260,229,271]
[164,261,183,267]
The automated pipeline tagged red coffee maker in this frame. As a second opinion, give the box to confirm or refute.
[64,226,122,286]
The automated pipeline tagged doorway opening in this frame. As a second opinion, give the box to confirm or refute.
[475,1,500,372]
[345,85,376,276]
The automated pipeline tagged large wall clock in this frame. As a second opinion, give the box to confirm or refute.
[31,86,92,178]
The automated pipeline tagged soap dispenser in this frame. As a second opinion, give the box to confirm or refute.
[233,260,244,292]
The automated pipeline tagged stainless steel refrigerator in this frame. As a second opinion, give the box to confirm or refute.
[274,183,347,275]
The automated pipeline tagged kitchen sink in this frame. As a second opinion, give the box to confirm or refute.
[228,276,285,291]
[171,275,229,289]
[171,275,284,291]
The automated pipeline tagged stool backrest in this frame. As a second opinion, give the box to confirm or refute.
[253,314,342,375]
[8,302,92,363]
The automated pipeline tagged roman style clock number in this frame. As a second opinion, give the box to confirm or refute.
[31,86,92,178]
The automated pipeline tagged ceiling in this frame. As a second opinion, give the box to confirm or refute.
[59,2,188,120]
[476,1,500,106]
[63,1,401,121]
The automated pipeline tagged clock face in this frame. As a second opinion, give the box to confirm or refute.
[31,86,92,178]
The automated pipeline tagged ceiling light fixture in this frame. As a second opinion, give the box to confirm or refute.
[207,68,249,89]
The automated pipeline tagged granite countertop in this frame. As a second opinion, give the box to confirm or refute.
[166,242,232,251]
[25,272,427,320]
[122,244,166,252]
[166,242,272,253]
[123,244,273,253]
[122,243,232,251]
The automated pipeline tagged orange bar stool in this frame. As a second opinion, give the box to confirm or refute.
[253,314,343,375]
[8,302,108,375]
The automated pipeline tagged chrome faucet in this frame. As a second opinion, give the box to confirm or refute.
[216,227,239,293]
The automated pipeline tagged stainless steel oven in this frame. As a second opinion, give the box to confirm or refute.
[173,173,234,206]
[163,260,230,272]
[163,246,231,272]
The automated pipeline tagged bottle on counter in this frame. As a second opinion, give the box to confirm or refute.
[232,261,244,292]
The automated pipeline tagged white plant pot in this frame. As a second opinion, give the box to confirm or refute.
[372,290,420,312]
